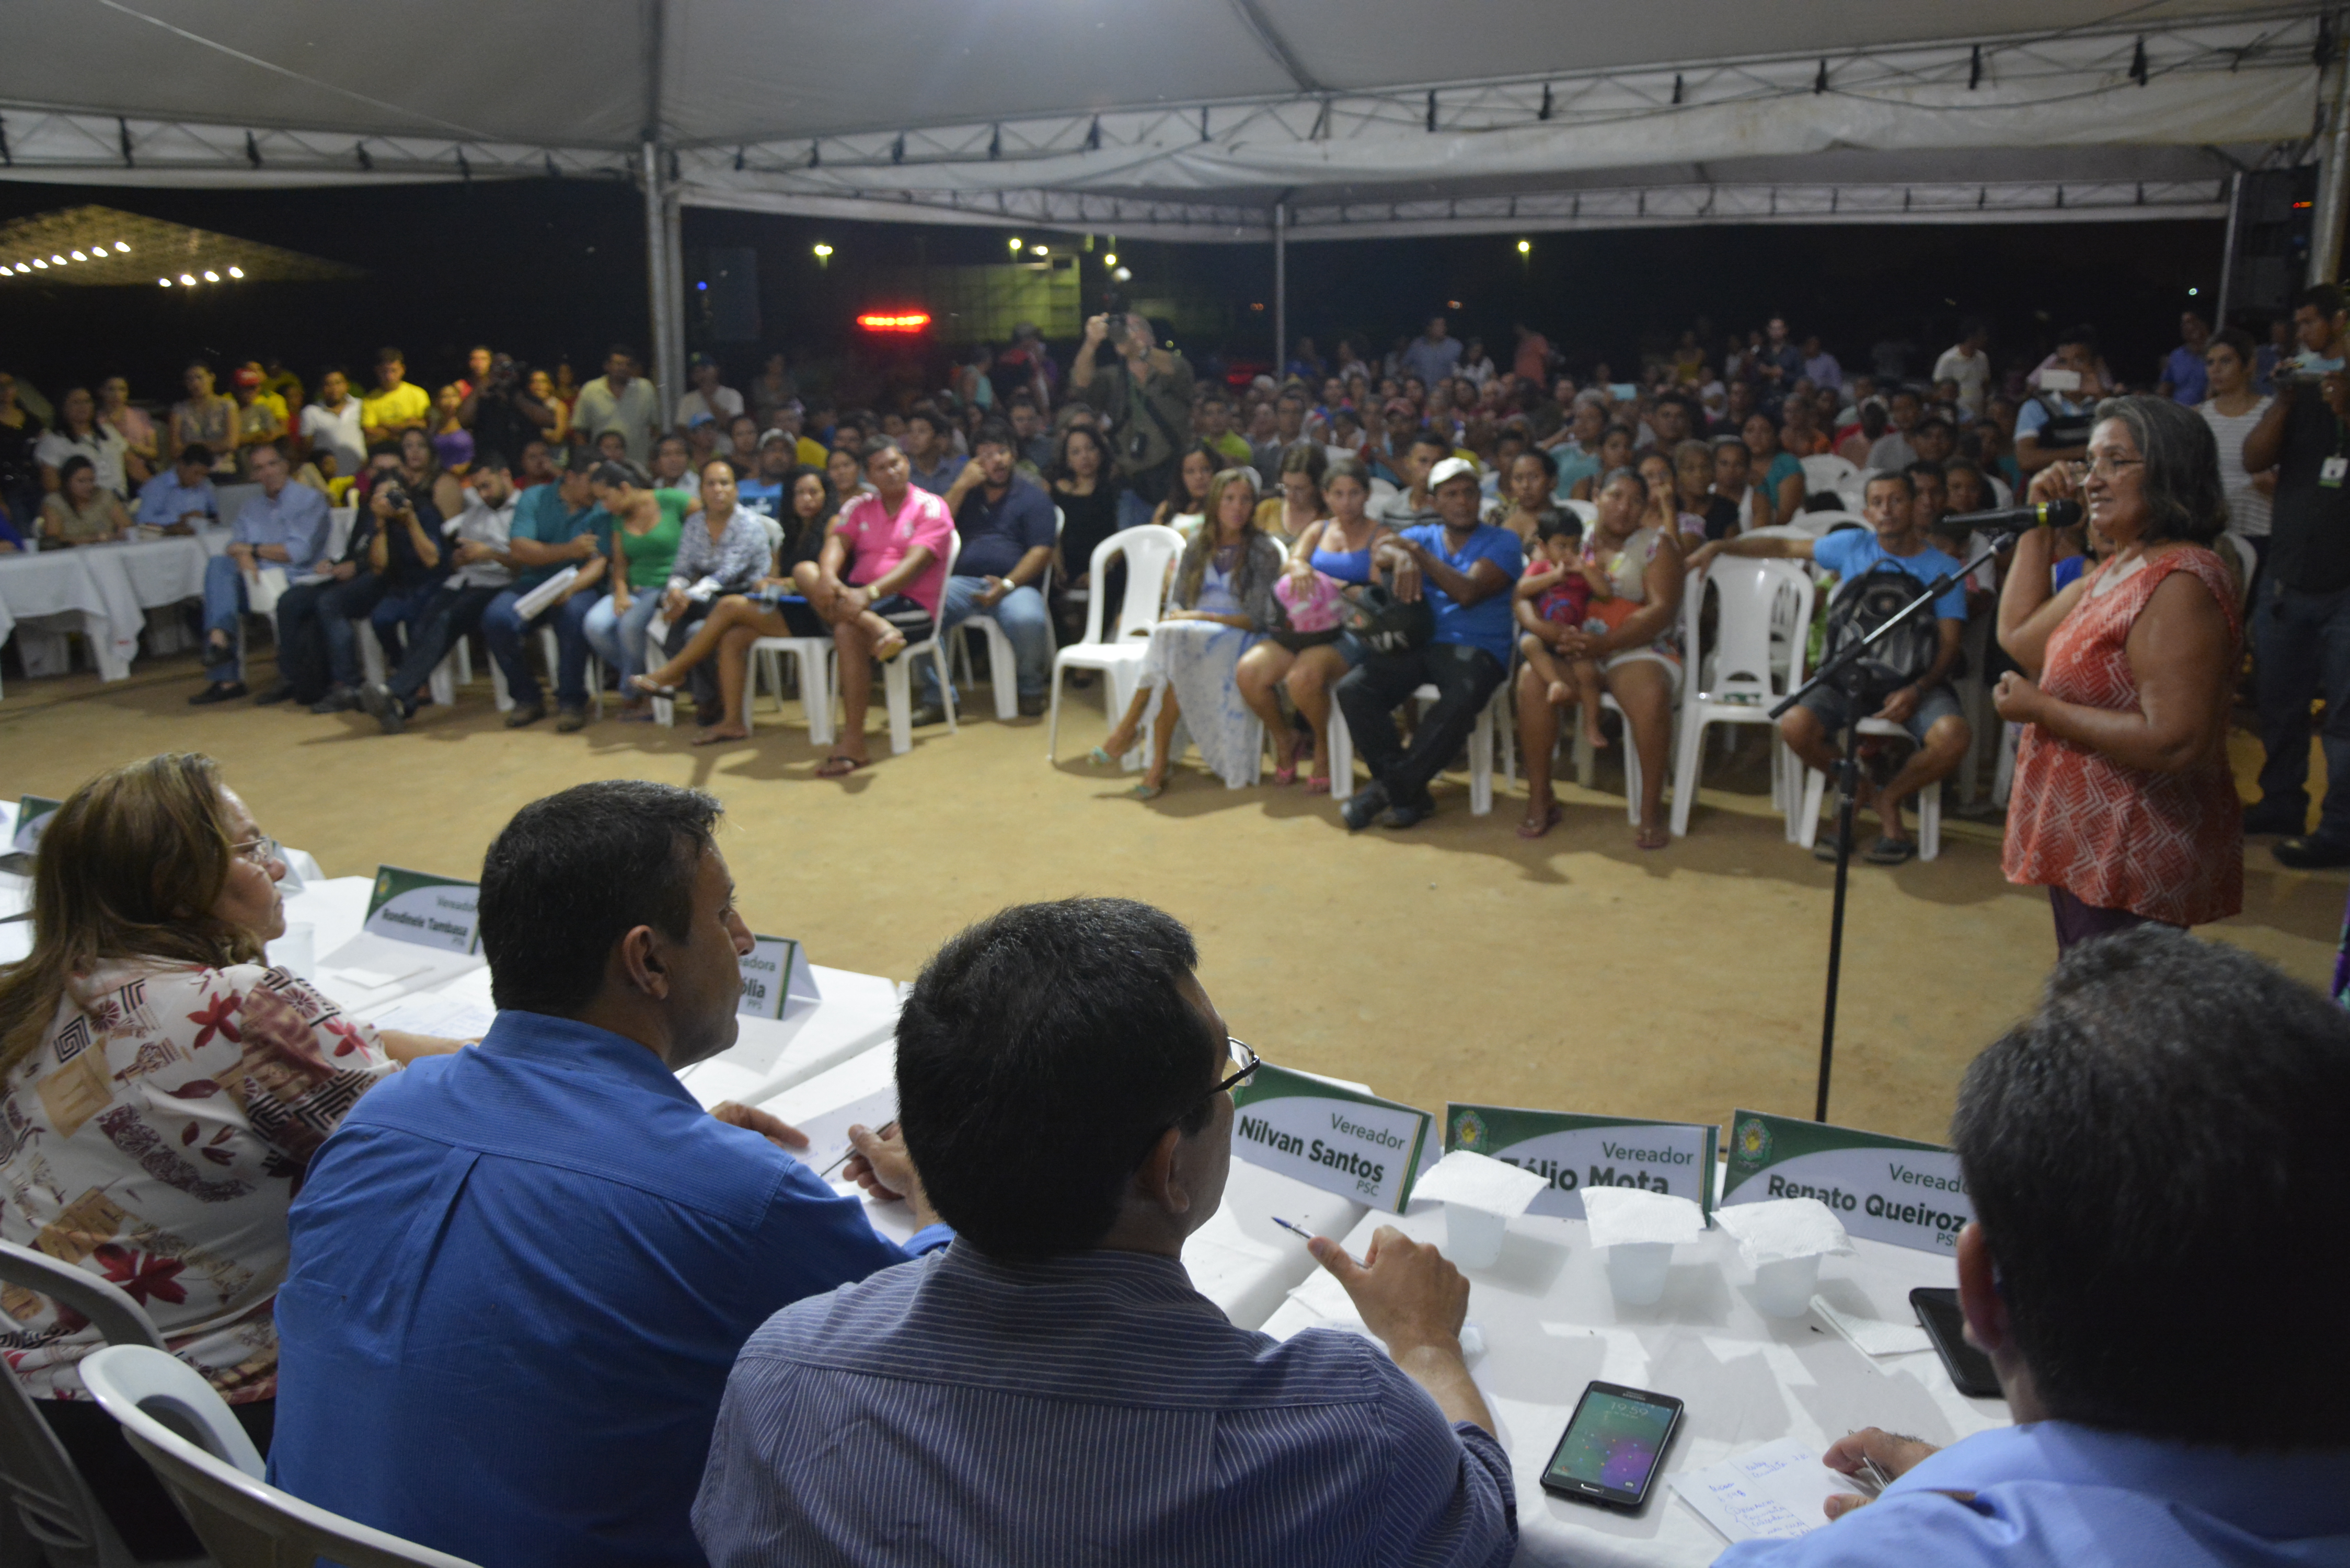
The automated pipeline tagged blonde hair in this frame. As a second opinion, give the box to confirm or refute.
[0,754,260,1077]
[1176,468,1261,605]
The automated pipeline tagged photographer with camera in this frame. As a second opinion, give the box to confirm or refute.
[1072,308,1196,534]
[459,352,556,467]
[1689,470,1971,865]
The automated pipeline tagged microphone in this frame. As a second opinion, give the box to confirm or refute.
[1940,499,2082,537]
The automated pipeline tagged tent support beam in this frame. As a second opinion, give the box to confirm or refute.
[1272,201,1286,381]
[2312,28,2350,286]
[643,140,684,428]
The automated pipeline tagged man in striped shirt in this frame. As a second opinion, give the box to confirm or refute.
[695,897,1516,1568]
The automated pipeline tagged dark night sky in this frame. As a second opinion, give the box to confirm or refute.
[0,175,2229,405]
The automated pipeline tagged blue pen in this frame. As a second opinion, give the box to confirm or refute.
[1273,1216,1362,1267]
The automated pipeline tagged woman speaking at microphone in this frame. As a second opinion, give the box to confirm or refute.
[1994,395,2244,952]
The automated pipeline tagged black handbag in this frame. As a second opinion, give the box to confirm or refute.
[1344,581,1435,656]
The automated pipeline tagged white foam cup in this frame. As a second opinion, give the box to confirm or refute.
[1607,1241,1674,1305]
[1444,1203,1507,1269]
[268,920,315,981]
[1751,1253,1822,1319]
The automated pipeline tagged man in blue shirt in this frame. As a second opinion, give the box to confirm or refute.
[133,445,219,530]
[2157,308,2212,405]
[479,447,614,732]
[1718,928,2350,1567]
[1339,457,1525,829]
[694,897,1515,1568]
[734,430,793,518]
[915,419,1057,724]
[190,442,329,705]
[272,780,946,1568]
[1690,471,1972,864]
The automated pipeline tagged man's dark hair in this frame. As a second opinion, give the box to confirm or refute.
[905,405,946,437]
[1952,928,2349,1446]
[376,346,404,366]
[472,449,511,476]
[1408,427,1453,456]
[2296,283,2343,319]
[479,781,722,1015]
[177,443,214,468]
[2210,325,2258,367]
[2055,322,2099,352]
[1654,390,1696,421]
[896,898,1215,1260]
[1903,458,1946,485]
[861,434,902,466]
[1865,469,1915,502]
[972,419,1017,454]
[1915,418,1955,439]
[607,342,639,363]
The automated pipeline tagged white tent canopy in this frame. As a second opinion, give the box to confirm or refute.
[3,1,2341,395]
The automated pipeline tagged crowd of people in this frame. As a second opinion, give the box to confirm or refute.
[0,290,2330,936]
[0,760,2343,1567]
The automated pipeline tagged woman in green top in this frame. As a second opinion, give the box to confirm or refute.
[582,459,692,717]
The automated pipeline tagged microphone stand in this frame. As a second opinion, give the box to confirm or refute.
[1769,533,2008,1122]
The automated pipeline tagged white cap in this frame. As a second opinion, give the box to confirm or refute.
[1427,456,1480,491]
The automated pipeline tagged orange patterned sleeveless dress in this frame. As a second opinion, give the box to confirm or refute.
[2002,546,2243,926]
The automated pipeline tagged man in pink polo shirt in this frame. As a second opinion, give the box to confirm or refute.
[793,435,953,775]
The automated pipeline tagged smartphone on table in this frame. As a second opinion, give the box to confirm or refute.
[1910,1287,2002,1399]
[1539,1380,1684,1510]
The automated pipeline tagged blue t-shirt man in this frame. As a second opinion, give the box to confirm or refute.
[1812,526,1968,623]
[953,472,1056,580]
[1399,519,1525,664]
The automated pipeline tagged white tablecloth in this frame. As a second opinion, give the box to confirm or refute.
[1259,1202,2009,1568]
[0,533,220,681]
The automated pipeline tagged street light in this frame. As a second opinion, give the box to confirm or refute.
[813,242,833,270]
[1516,238,1531,255]
[1103,251,1118,267]
[228,267,244,279]
[1008,235,1023,252]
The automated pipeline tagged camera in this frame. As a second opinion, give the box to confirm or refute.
[1101,290,1131,342]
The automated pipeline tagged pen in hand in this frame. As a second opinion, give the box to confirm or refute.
[1273,1216,1362,1268]
[818,1120,897,1179]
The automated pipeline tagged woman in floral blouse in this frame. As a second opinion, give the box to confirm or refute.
[0,754,461,1557]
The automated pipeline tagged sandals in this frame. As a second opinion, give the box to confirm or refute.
[815,753,870,778]
[1635,822,1671,851]
[1865,836,1918,866]
[871,630,908,662]
[1087,745,1125,768]
[1128,779,1167,800]
[629,674,681,697]
[1517,801,1563,840]
[1304,775,1331,795]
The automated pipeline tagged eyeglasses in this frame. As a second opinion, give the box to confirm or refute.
[2080,455,2145,479]
[230,835,281,868]
[1207,1037,1261,1101]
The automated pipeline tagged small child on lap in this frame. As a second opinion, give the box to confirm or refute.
[1514,514,1615,751]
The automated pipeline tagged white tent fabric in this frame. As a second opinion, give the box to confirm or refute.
[0,2,2331,237]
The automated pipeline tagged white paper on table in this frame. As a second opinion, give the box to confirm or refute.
[327,961,432,993]
[368,993,497,1042]
[1180,1227,1286,1302]
[1669,1437,1852,1543]
[786,1085,898,1179]
[1712,1198,1854,1266]
[1410,1148,1551,1216]
[1282,1263,1365,1327]
[1581,1186,1707,1248]
[1811,1295,1932,1357]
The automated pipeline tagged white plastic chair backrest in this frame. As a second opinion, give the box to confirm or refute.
[756,514,785,565]
[0,1243,166,1568]
[323,506,357,562]
[1800,454,1858,492]
[1367,477,1399,504]
[2220,531,2257,608]
[1781,511,1850,537]
[1564,499,1597,525]
[1988,473,2014,507]
[79,1346,481,1568]
[1081,525,1184,645]
[1702,557,1813,699]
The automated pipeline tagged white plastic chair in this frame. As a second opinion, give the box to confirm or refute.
[1670,557,1814,837]
[954,507,1062,720]
[1794,720,1943,861]
[355,621,458,709]
[0,1243,168,1568]
[743,632,837,744]
[1800,454,1859,495]
[1325,679,1510,814]
[1563,499,1597,526]
[2219,531,2258,610]
[1046,525,1186,762]
[78,1346,480,1568]
[872,531,960,754]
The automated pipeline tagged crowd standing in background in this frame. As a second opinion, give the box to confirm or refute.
[0,289,2322,885]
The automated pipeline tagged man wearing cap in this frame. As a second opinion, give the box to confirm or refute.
[737,430,796,520]
[1338,457,1524,829]
[676,353,744,430]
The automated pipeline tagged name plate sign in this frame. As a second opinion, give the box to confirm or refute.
[11,797,60,857]
[362,866,481,954]
[1231,1064,1432,1213]
[1445,1104,1718,1219]
[1721,1109,1973,1255]
[738,935,823,1020]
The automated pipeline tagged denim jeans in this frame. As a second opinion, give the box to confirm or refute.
[584,591,664,683]
[1115,489,1157,534]
[1334,640,1505,806]
[2254,576,2350,843]
[386,584,502,704]
[318,573,389,688]
[200,555,250,682]
[370,582,442,670]
[483,586,604,710]
[921,579,1051,704]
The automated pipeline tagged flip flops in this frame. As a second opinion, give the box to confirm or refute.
[1517,801,1563,840]
[815,754,870,778]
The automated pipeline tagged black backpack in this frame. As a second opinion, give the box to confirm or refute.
[1820,561,1942,697]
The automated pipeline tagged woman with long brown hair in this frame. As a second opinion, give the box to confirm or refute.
[0,755,460,1557]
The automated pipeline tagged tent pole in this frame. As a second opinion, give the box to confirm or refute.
[2217,170,2243,327]
[642,140,685,430]
[1273,202,1287,380]
[2312,34,2350,287]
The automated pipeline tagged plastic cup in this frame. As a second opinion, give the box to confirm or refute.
[268,920,315,981]
[1606,1241,1674,1305]
[1751,1253,1823,1319]
[1444,1203,1507,1269]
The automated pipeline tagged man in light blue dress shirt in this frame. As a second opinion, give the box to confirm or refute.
[133,445,220,529]
[695,897,1515,1568]
[1718,929,2350,1567]
[190,442,328,703]
[273,782,947,1568]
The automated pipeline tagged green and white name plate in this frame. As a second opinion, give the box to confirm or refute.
[1445,1103,1718,1219]
[362,865,481,954]
[1231,1063,1434,1213]
[738,935,822,1021]
[1720,1108,1973,1255]
[11,796,60,856]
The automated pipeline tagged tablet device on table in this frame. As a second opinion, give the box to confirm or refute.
[1911,1286,2002,1399]
[1539,1380,1684,1510]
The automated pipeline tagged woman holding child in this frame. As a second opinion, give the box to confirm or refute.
[1515,467,1688,848]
